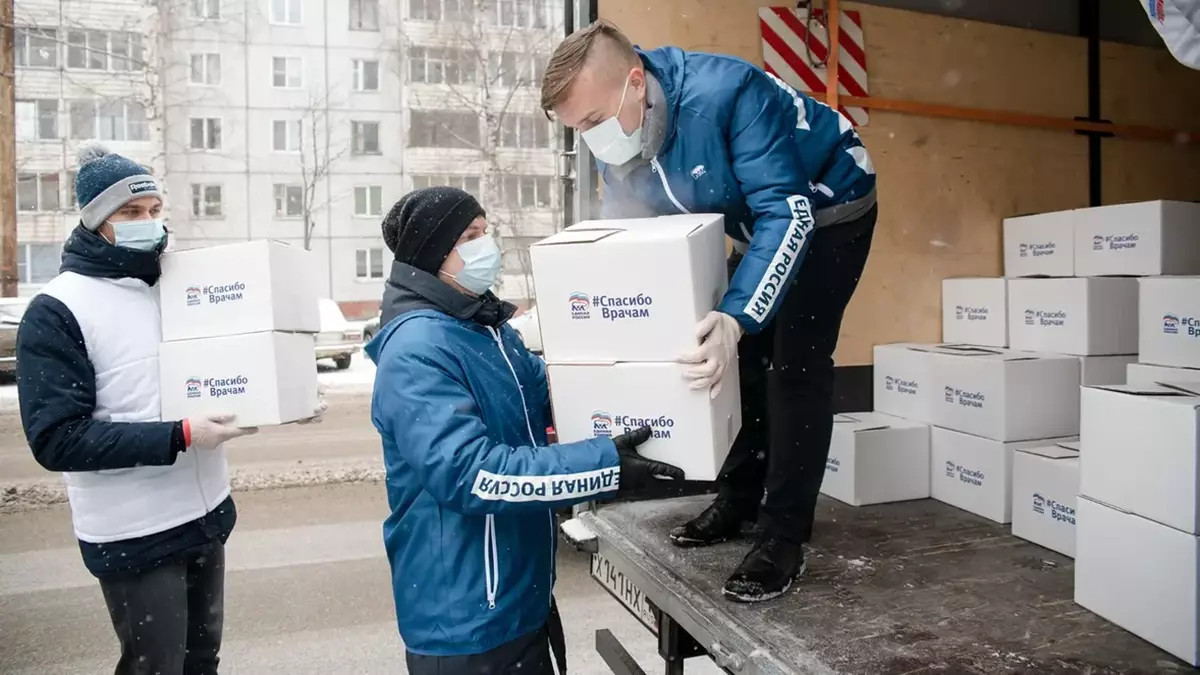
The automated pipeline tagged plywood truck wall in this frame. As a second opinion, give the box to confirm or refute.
[598,0,1200,365]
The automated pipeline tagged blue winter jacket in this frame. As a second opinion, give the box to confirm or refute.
[366,264,621,656]
[599,47,877,334]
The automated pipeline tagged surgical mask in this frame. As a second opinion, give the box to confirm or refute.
[443,235,501,295]
[580,71,644,166]
[110,218,167,251]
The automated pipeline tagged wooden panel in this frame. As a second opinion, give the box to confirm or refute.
[1101,41,1200,131]
[597,0,1195,364]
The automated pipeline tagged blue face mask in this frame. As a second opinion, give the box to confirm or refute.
[444,236,501,295]
[110,219,167,251]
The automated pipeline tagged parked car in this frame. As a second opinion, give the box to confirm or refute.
[316,299,362,370]
[508,307,542,354]
[362,310,382,342]
[0,298,30,377]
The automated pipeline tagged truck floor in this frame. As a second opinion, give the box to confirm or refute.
[584,495,1191,674]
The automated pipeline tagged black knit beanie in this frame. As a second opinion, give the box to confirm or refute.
[381,187,486,275]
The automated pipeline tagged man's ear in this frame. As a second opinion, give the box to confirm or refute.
[628,67,647,100]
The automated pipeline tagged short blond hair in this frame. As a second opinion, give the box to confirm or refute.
[540,20,638,115]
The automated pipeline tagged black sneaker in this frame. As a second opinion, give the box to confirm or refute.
[668,498,750,548]
[722,536,806,603]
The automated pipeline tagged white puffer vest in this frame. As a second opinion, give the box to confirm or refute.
[40,272,230,543]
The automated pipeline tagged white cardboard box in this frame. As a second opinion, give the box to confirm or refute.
[1074,201,1200,277]
[1079,382,1200,534]
[1007,277,1139,355]
[1139,276,1200,369]
[1075,497,1200,667]
[160,240,321,342]
[821,412,931,506]
[1003,209,1076,277]
[872,343,942,422]
[160,332,319,428]
[546,361,741,481]
[1126,362,1200,387]
[930,427,1077,524]
[941,278,1007,347]
[530,214,728,363]
[1012,440,1080,557]
[925,345,1081,442]
[1077,355,1136,386]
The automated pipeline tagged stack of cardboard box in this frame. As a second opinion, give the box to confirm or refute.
[529,214,741,481]
[1074,381,1200,666]
[157,241,322,428]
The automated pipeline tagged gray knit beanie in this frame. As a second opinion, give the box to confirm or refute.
[74,142,163,231]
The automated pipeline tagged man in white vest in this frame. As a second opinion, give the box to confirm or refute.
[16,144,256,675]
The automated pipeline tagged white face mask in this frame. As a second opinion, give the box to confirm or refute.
[442,236,501,295]
[110,218,167,252]
[580,71,644,166]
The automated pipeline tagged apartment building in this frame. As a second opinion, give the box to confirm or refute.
[12,0,563,313]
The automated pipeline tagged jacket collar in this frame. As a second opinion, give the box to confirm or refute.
[380,261,516,329]
[59,224,165,286]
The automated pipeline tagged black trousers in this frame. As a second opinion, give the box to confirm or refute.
[406,625,554,675]
[98,540,226,675]
[717,205,877,545]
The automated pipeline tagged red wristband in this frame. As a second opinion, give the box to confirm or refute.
[183,419,192,448]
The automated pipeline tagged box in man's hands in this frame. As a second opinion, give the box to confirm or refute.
[160,240,321,342]
[530,214,728,363]
[160,332,319,428]
[547,361,741,482]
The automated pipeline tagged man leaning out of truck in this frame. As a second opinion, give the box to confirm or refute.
[366,185,686,675]
[15,143,322,675]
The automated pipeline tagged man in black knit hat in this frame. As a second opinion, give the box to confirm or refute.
[365,186,683,674]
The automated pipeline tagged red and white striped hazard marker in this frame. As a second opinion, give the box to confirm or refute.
[759,6,870,126]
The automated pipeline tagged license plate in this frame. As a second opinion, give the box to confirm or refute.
[591,553,658,634]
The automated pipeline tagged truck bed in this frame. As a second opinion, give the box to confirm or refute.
[581,495,1191,674]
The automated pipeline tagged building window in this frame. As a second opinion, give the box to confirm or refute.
[68,100,148,141]
[354,186,383,217]
[500,114,552,149]
[66,31,143,71]
[409,0,466,21]
[18,243,63,285]
[190,53,221,85]
[352,59,380,92]
[190,0,222,19]
[15,100,58,140]
[355,248,385,280]
[16,173,61,212]
[191,184,223,217]
[272,57,303,88]
[18,243,61,285]
[272,120,302,152]
[273,184,304,218]
[351,121,381,155]
[408,46,475,85]
[66,171,78,209]
[411,174,481,194]
[15,28,58,69]
[349,0,380,30]
[189,118,222,150]
[491,51,544,87]
[500,175,553,208]
[484,0,550,28]
[271,0,303,24]
[408,110,479,149]
[501,236,543,274]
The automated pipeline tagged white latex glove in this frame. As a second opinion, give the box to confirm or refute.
[678,311,743,399]
[297,399,328,425]
[188,414,258,451]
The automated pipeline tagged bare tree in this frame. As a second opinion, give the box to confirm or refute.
[392,0,563,303]
[297,96,347,250]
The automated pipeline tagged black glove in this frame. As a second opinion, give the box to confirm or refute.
[613,426,686,491]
